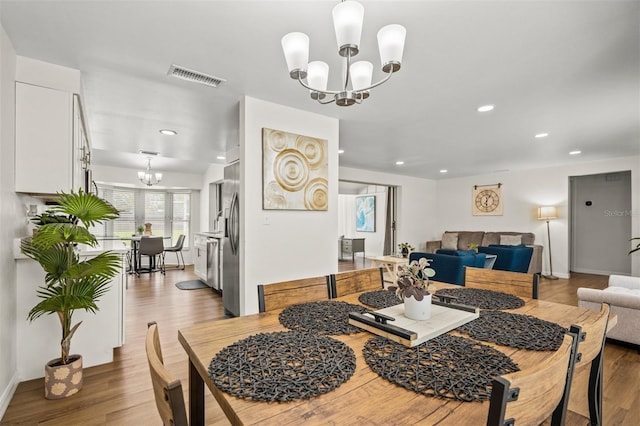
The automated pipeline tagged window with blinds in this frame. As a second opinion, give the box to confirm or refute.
[94,186,191,248]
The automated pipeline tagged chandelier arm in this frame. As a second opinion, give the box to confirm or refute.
[355,70,394,93]
[317,96,337,105]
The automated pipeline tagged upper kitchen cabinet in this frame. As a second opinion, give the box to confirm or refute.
[15,82,90,195]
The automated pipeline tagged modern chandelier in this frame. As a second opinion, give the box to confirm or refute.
[281,0,406,107]
[138,157,162,186]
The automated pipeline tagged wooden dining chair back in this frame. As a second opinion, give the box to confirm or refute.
[487,332,579,426]
[563,303,610,426]
[464,267,538,299]
[330,267,384,298]
[258,275,331,313]
[145,321,188,426]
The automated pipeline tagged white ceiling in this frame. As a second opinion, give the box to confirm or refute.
[1,0,638,180]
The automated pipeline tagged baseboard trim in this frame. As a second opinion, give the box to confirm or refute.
[0,371,20,420]
[571,267,627,276]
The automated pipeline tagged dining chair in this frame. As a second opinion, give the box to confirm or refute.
[464,267,539,299]
[145,321,188,426]
[330,267,385,298]
[257,275,331,313]
[163,234,186,270]
[487,332,579,426]
[561,303,610,426]
[137,236,165,275]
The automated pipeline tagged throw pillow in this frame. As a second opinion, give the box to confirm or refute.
[441,232,458,250]
[500,234,522,246]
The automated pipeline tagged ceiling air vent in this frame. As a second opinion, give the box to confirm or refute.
[139,150,159,156]
[167,64,226,88]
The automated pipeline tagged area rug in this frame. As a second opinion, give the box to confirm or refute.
[175,280,209,290]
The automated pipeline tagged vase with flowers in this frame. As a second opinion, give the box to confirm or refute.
[397,242,414,258]
[388,257,436,320]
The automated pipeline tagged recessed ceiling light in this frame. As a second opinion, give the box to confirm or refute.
[440,169,448,173]
[395,161,404,165]
[216,156,225,160]
[477,104,495,112]
[338,149,344,154]
[569,150,582,155]
[159,129,177,136]
[535,133,549,138]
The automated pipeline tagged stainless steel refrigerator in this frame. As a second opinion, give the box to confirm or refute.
[222,161,240,317]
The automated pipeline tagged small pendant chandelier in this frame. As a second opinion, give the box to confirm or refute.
[138,157,162,186]
[281,0,406,106]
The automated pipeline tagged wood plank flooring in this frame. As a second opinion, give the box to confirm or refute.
[2,261,638,425]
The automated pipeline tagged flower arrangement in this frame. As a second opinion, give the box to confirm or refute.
[397,242,414,257]
[388,257,436,301]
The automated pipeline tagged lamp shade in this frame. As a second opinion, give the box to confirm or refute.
[281,32,309,74]
[307,61,329,91]
[377,24,406,72]
[332,0,364,49]
[350,61,373,90]
[538,206,558,220]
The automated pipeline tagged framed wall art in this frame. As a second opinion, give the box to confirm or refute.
[262,128,328,211]
[355,195,376,232]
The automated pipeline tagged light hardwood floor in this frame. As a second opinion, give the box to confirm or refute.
[2,261,638,425]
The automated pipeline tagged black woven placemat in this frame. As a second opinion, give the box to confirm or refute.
[455,310,567,351]
[208,331,356,402]
[279,301,368,335]
[358,290,403,309]
[435,288,525,310]
[363,334,519,402]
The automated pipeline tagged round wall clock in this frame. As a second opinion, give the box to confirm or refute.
[472,186,503,215]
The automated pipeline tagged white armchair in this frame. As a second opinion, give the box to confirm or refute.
[577,275,640,346]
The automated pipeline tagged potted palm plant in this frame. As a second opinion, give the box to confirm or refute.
[21,189,120,399]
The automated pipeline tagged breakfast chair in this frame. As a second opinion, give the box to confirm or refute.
[487,332,579,426]
[137,236,165,275]
[258,275,331,313]
[145,321,188,426]
[562,303,610,426]
[464,267,539,299]
[329,267,385,298]
[164,234,186,270]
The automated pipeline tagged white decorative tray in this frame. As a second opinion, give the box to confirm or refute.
[348,299,479,347]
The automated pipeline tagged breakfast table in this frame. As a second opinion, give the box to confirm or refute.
[178,283,611,425]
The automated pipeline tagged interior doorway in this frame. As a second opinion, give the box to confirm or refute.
[338,180,397,260]
[569,171,632,275]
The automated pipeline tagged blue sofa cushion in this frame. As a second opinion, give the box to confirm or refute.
[411,251,482,285]
[478,245,533,273]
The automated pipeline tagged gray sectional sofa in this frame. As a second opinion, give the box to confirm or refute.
[425,231,542,274]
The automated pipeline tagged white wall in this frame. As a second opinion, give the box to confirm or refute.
[434,156,640,278]
[339,166,438,252]
[241,97,339,315]
[0,26,23,418]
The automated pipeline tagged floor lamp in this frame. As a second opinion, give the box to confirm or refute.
[538,206,559,280]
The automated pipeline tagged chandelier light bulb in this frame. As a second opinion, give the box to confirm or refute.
[332,0,364,56]
[281,32,309,79]
[377,24,406,73]
[350,61,373,90]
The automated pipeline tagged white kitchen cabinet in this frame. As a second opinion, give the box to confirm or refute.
[15,250,126,381]
[193,234,207,282]
[15,82,89,194]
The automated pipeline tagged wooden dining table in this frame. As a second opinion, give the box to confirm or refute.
[178,284,612,425]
